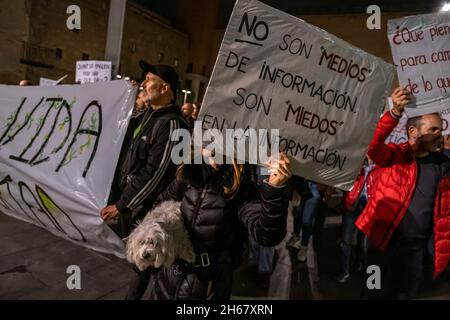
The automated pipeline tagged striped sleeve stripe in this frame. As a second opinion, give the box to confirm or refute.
[126,119,179,210]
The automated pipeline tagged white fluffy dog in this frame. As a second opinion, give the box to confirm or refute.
[125,201,195,271]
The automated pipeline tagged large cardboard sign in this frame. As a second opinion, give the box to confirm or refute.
[199,0,394,190]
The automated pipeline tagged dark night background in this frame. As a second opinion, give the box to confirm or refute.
[137,0,445,25]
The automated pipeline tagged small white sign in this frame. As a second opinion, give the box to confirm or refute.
[39,77,58,86]
[388,12,450,118]
[76,61,112,84]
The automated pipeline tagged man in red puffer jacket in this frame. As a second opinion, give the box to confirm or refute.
[356,87,450,299]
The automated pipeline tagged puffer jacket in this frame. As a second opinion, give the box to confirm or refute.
[149,163,290,300]
[343,166,376,211]
[434,175,450,277]
[356,111,450,278]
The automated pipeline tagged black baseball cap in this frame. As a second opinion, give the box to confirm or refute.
[139,60,179,99]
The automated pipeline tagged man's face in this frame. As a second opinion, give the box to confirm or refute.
[415,114,443,152]
[135,90,147,110]
[181,103,193,118]
[141,72,166,104]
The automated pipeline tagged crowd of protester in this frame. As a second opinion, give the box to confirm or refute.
[93,59,450,300]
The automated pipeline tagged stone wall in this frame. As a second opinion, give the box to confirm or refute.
[0,0,188,85]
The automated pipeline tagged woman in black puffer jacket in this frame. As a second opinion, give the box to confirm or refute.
[144,153,292,300]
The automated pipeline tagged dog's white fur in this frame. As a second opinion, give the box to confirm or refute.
[125,201,195,271]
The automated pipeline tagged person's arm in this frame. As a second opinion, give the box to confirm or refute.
[238,181,290,246]
[154,177,184,206]
[368,87,411,167]
[238,153,291,246]
[116,119,180,213]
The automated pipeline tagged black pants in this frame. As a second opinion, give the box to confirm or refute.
[383,238,431,300]
[122,205,153,300]
[125,266,152,300]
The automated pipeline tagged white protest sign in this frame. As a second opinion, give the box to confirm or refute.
[39,77,58,86]
[76,61,112,84]
[442,108,450,135]
[198,0,394,190]
[0,81,135,258]
[385,115,408,145]
[388,12,450,118]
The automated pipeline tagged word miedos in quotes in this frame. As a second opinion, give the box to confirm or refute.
[66,5,81,31]
[284,102,344,136]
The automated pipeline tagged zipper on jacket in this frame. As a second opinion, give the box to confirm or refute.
[133,109,155,142]
[192,185,207,230]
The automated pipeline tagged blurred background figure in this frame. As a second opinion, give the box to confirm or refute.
[181,102,195,129]
[181,102,194,119]
[19,80,31,86]
[444,135,450,158]
[192,102,201,120]
[291,181,323,262]
[337,157,374,283]
[134,88,149,114]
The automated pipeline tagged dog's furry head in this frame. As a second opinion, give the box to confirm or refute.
[125,201,195,271]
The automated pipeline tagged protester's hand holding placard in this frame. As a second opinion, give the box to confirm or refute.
[198,0,394,190]
[388,12,450,134]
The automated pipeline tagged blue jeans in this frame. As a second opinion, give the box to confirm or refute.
[339,196,368,275]
[248,237,274,274]
[294,182,322,247]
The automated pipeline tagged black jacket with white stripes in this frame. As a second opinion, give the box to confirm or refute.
[115,104,188,216]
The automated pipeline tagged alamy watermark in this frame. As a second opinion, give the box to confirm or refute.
[66,265,81,290]
[366,5,381,30]
[366,265,381,290]
[67,5,81,31]
[170,122,280,173]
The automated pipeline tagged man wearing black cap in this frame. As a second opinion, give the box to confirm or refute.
[100,61,188,299]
